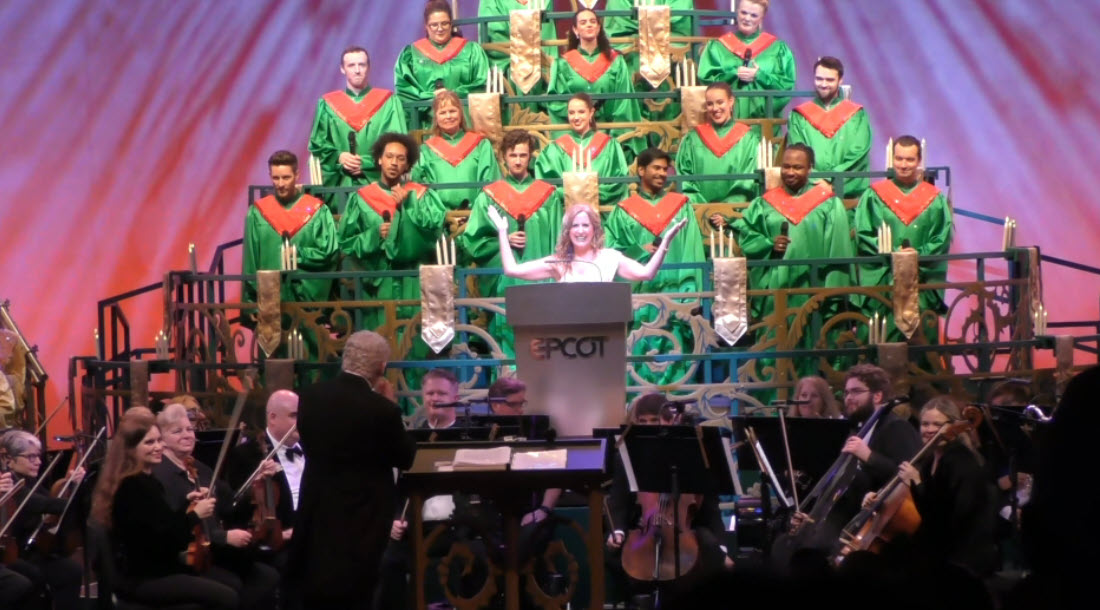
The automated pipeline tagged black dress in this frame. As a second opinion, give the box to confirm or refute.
[910,442,998,576]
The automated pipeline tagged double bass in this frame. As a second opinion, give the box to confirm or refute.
[831,406,982,564]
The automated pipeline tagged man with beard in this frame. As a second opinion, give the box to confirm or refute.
[783,364,920,559]
[787,56,872,199]
[606,148,705,385]
[241,150,339,308]
[309,46,406,212]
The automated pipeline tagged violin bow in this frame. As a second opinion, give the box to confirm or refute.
[232,424,297,502]
[0,452,64,539]
[28,427,107,546]
[777,409,800,507]
[33,397,69,438]
[206,369,256,498]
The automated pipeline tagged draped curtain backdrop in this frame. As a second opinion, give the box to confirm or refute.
[1,1,1097,435]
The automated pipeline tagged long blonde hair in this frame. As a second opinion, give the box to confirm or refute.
[90,407,157,528]
[554,203,605,260]
[921,395,981,461]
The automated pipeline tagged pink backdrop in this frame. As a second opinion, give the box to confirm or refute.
[2,1,1097,434]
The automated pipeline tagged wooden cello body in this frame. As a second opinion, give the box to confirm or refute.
[621,492,702,582]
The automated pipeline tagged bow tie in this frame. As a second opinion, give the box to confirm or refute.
[283,445,304,460]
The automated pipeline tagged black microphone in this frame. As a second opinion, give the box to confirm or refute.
[347,132,357,155]
[382,211,392,223]
[651,234,662,249]
[516,214,527,255]
[742,48,753,67]
[435,79,445,91]
[662,399,697,413]
[780,221,789,237]
[459,199,470,210]
[881,395,910,408]
[901,238,912,249]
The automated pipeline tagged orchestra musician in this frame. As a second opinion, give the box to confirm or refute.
[0,429,83,610]
[605,394,733,602]
[289,330,415,609]
[89,407,238,609]
[152,403,279,610]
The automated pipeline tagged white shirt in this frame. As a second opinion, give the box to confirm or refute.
[269,430,304,511]
[557,248,622,283]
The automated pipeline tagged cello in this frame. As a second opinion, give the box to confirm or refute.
[620,491,702,582]
[771,395,909,560]
[831,406,982,564]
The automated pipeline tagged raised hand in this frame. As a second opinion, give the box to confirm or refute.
[487,205,509,233]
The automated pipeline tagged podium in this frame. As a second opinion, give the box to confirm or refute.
[402,438,608,610]
[506,283,632,437]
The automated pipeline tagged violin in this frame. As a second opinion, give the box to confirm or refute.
[247,434,284,553]
[26,426,106,556]
[621,491,702,581]
[0,452,26,565]
[183,456,213,573]
[831,406,982,564]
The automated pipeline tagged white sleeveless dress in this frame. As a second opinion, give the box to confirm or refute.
[556,248,623,283]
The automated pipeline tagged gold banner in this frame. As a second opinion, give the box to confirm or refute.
[891,250,920,339]
[509,9,543,94]
[563,171,600,209]
[1026,246,1043,320]
[680,85,707,132]
[420,265,456,354]
[712,257,748,345]
[256,270,282,358]
[637,6,671,89]
[129,359,149,408]
[468,92,504,145]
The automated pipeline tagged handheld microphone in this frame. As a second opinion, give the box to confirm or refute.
[516,214,527,255]
[347,132,358,155]
[780,221,789,237]
[742,48,753,67]
[882,395,910,408]
[435,79,445,91]
[661,399,697,414]
[901,238,912,249]
[459,199,470,210]
[651,235,662,249]
[382,211,392,223]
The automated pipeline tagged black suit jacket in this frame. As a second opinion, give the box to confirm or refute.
[226,434,297,529]
[288,371,416,601]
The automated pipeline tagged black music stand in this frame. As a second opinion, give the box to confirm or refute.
[619,425,737,606]
[728,416,852,498]
[469,414,551,440]
[194,428,241,470]
[407,426,496,443]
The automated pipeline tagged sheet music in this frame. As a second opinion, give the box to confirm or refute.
[453,447,512,469]
[511,449,568,470]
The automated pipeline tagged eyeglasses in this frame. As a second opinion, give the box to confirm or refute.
[18,453,43,462]
[843,388,870,397]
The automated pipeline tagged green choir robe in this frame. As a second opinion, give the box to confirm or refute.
[733,182,853,388]
[697,31,796,119]
[606,189,705,385]
[395,37,490,128]
[546,47,643,156]
[477,0,558,70]
[411,130,501,211]
[854,179,953,344]
[242,193,339,306]
[456,175,563,358]
[308,87,407,212]
[337,181,447,331]
[675,119,761,204]
[787,95,872,199]
[533,130,630,207]
[734,182,853,317]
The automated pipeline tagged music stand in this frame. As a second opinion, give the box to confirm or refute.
[406,426,496,443]
[194,428,241,470]
[728,416,852,499]
[618,425,738,599]
[469,414,551,440]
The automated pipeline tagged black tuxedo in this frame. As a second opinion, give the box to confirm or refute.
[288,371,416,608]
[226,433,297,529]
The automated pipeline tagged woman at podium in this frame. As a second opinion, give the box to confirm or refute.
[488,202,685,283]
